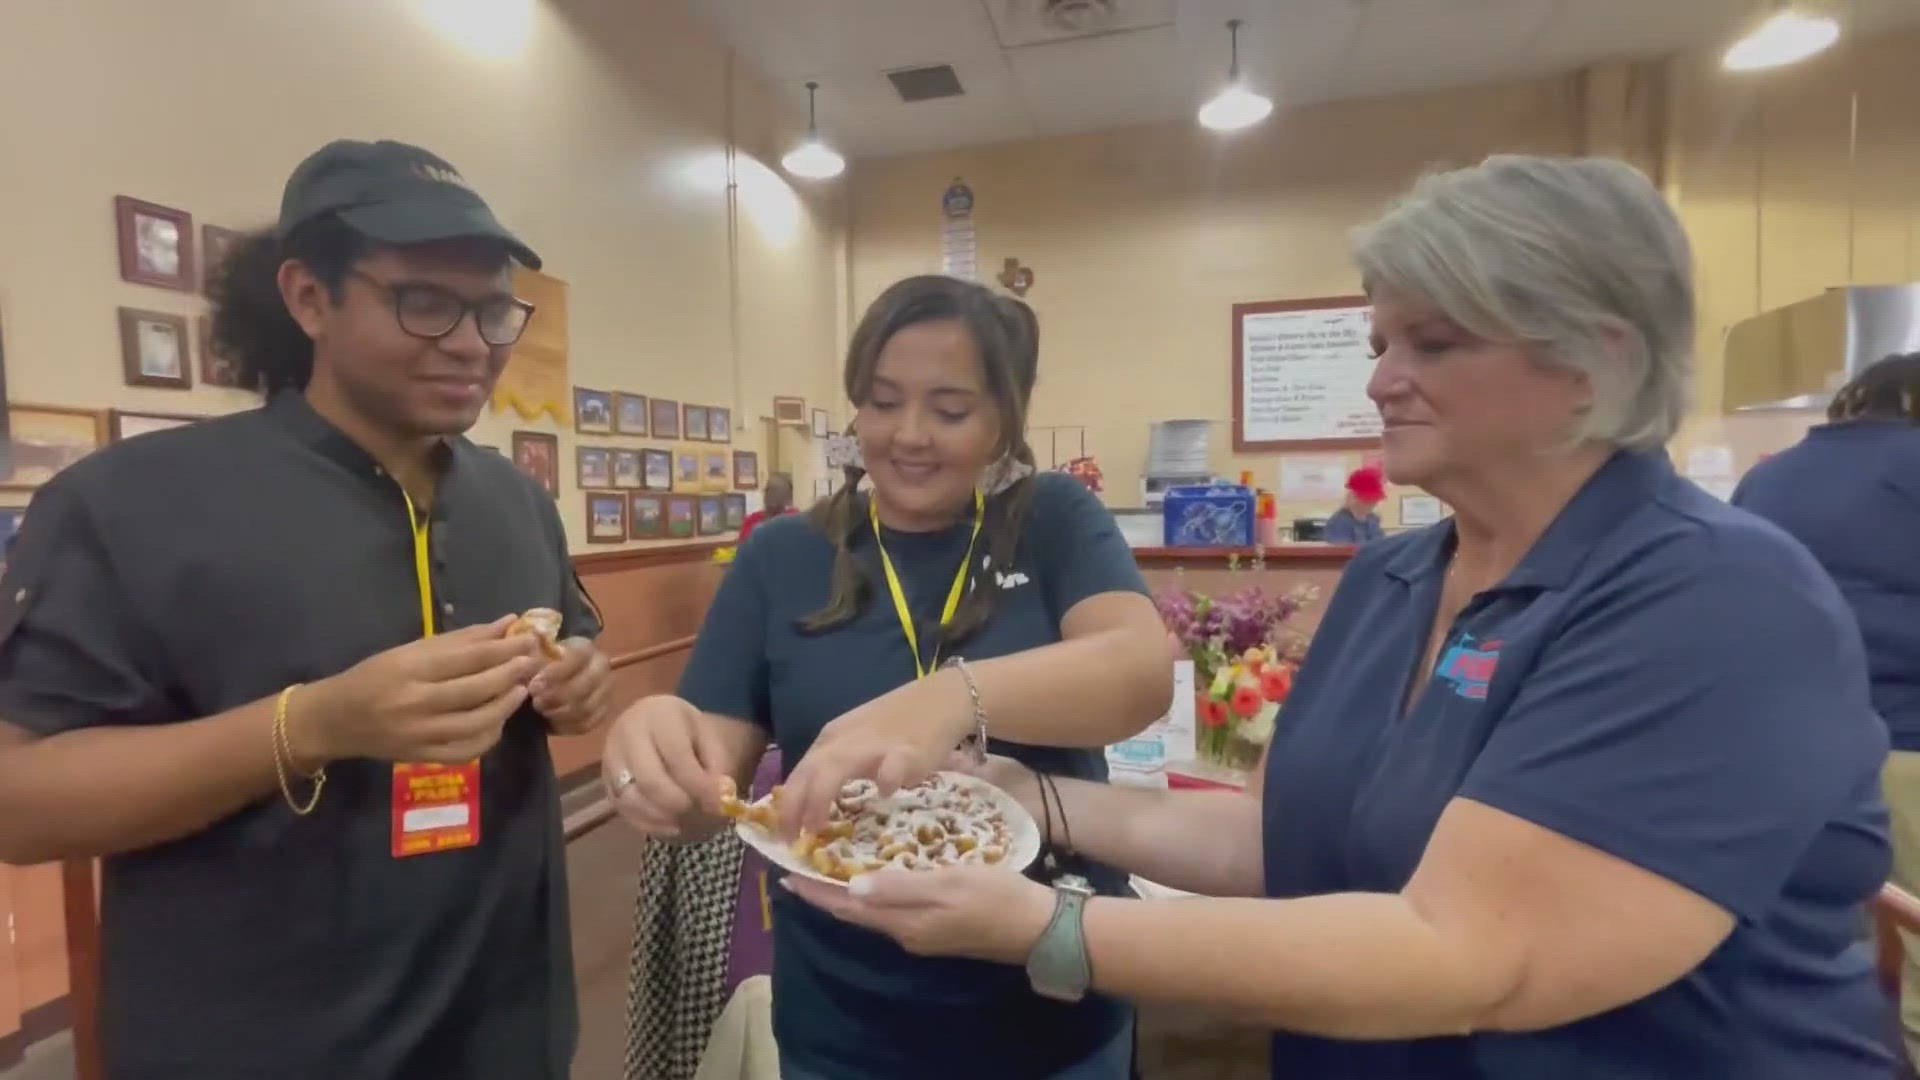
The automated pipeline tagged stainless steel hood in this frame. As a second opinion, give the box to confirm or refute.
[1722,284,1920,412]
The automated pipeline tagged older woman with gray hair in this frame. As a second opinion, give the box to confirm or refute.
[790,155,1897,1078]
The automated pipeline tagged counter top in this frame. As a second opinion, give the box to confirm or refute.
[1132,544,1357,566]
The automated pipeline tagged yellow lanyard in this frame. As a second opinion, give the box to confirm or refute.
[401,491,436,639]
[870,489,984,679]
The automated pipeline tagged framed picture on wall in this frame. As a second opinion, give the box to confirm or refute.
[119,308,193,390]
[628,493,665,539]
[709,407,732,444]
[723,493,747,531]
[697,495,725,536]
[511,430,559,499]
[733,450,759,489]
[704,451,729,492]
[573,387,613,435]
[675,450,700,490]
[650,397,681,440]
[612,448,642,489]
[641,448,673,491]
[197,315,240,388]
[577,446,612,489]
[585,491,627,544]
[773,396,806,426]
[115,195,195,291]
[665,494,696,538]
[201,224,243,296]
[109,409,201,442]
[684,404,710,442]
[615,392,649,436]
[811,408,830,439]
[2,404,107,492]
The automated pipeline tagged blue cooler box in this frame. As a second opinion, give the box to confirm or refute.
[1162,484,1255,548]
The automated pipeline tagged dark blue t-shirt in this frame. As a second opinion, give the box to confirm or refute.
[679,471,1144,1080]
[1733,420,1920,751]
[1324,507,1384,544]
[1262,450,1893,1079]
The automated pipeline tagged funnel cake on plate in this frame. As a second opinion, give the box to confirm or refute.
[722,774,1015,882]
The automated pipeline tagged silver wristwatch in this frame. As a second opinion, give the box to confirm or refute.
[1025,874,1095,1002]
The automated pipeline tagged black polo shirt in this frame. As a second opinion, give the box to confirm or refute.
[0,392,598,1080]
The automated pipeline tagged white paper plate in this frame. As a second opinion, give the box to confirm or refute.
[734,771,1042,888]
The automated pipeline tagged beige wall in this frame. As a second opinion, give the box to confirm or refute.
[0,0,847,550]
[849,28,1920,523]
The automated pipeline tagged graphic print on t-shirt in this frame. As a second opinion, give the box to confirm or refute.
[1434,633,1502,700]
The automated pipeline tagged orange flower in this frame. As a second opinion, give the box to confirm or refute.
[1200,698,1230,729]
[1231,684,1264,719]
[1260,665,1293,702]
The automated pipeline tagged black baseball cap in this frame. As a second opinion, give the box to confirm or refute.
[278,139,541,269]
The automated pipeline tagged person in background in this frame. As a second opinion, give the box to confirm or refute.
[738,471,795,543]
[1324,463,1387,543]
[602,274,1172,1080]
[787,156,1894,1080]
[0,139,609,1079]
[1733,349,1920,1068]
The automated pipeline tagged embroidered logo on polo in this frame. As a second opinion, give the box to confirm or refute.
[979,553,1030,591]
[1435,634,1502,700]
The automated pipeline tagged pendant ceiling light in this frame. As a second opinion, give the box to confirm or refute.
[783,81,846,180]
[1198,19,1272,132]
[1723,3,1841,72]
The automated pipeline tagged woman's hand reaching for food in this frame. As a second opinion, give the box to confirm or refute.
[778,671,975,838]
[602,695,739,841]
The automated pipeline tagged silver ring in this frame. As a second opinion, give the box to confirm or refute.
[614,769,635,791]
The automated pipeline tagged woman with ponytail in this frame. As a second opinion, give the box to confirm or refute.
[604,275,1172,1079]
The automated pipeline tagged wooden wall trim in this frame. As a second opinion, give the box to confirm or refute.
[609,634,695,670]
[572,540,727,574]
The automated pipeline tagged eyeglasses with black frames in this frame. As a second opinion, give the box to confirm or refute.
[353,271,536,347]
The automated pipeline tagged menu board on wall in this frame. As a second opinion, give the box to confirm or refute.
[1232,296,1381,451]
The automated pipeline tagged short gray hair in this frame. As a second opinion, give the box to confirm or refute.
[1352,155,1695,450]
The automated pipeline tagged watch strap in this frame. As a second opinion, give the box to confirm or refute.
[1026,877,1094,1003]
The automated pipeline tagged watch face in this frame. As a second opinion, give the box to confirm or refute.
[1056,873,1094,897]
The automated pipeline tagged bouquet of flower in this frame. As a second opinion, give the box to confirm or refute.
[1059,455,1104,494]
[1155,568,1314,772]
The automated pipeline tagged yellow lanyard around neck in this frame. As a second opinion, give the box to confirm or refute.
[870,489,985,679]
[401,491,437,639]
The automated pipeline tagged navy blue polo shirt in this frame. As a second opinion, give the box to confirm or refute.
[1261,450,1893,1078]
[1733,420,1920,751]
[1323,507,1384,544]
[678,471,1139,1080]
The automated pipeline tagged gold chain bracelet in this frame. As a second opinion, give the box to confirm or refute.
[272,684,326,816]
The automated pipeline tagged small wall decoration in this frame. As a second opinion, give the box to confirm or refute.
[704,451,729,492]
[118,308,192,390]
[811,408,830,439]
[110,409,201,442]
[733,450,760,490]
[650,398,681,440]
[612,448,642,489]
[684,404,710,442]
[197,315,240,388]
[697,495,725,536]
[201,224,243,296]
[115,195,195,291]
[511,430,560,499]
[709,407,732,444]
[996,257,1034,297]
[573,387,613,435]
[628,493,665,539]
[665,494,696,538]
[772,396,806,426]
[723,493,747,531]
[675,450,700,491]
[615,392,649,436]
[491,266,569,423]
[585,491,627,543]
[577,446,612,489]
[642,448,673,491]
[2,404,106,492]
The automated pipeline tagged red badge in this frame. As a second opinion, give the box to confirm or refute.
[391,762,481,858]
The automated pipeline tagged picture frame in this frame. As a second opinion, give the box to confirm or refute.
[723,493,747,531]
[709,407,732,444]
[573,386,613,435]
[115,195,195,291]
[733,450,759,490]
[200,224,243,296]
[641,448,673,491]
[109,409,201,442]
[675,450,700,490]
[614,392,649,436]
[697,495,725,536]
[612,448,642,489]
[197,315,240,388]
[772,396,806,426]
[118,308,193,389]
[684,404,710,442]
[628,492,665,540]
[811,408,830,439]
[511,430,560,499]
[650,397,681,440]
[704,451,730,492]
[585,491,628,544]
[576,446,612,489]
[2,404,107,492]
[665,494,697,539]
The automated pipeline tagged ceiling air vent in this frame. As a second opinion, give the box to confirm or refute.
[886,64,965,102]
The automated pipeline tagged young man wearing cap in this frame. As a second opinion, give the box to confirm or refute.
[0,140,609,1079]
[1324,463,1388,544]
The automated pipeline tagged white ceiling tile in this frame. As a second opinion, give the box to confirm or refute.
[1006,25,1185,135]
[987,0,1176,48]
[1333,0,1562,96]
